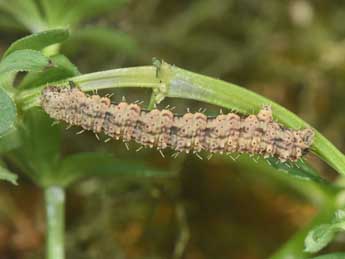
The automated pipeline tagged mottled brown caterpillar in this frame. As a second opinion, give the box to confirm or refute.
[40,85,314,162]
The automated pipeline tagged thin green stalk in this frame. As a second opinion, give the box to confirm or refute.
[147,92,158,110]
[17,61,345,176]
[45,186,65,259]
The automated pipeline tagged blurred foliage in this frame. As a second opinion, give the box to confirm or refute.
[1,0,345,259]
[305,210,345,253]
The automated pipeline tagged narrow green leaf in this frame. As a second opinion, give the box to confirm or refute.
[41,0,126,27]
[58,152,174,186]
[66,26,137,56]
[63,0,127,26]
[267,158,329,185]
[0,49,51,74]
[0,0,46,32]
[310,253,345,259]
[0,165,18,185]
[305,209,345,253]
[0,11,25,31]
[0,87,16,136]
[14,108,61,186]
[3,29,69,57]
[269,201,337,259]
[18,54,80,89]
[305,225,335,253]
[40,0,69,28]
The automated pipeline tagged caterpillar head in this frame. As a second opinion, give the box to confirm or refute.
[300,128,314,147]
[41,86,68,110]
[293,128,314,149]
[257,105,273,122]
[41,86,61,100]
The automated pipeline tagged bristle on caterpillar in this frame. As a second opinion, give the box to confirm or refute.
[40,85,315,162]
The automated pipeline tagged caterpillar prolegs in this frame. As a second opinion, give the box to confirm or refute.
[40,85,314,162]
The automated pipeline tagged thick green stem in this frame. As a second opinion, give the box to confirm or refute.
[17,61,345,176]
[45,186,65,259]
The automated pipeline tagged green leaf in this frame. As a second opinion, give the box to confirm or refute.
[64,0,127,26]
[40,0,66,27]
[310,253,345,259]
[0,0,46,32]
[305,225,335,253]
[0,129,20,153]
[3,29,69,57]
[66,26,137,56]
[305,209,345,253]
[0,165,18,185]
[18,54,80,89]
[0,11,25,31]
[269,201,337,259]
[0,71,15,91]
[14,108,61,186]
[0,87,16,136]
[267,158,329,185]
[0,49,52,75]
[58,152,174,186]
[41,0,126,27]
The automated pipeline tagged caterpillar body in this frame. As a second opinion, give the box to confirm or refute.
[40,86,314,162]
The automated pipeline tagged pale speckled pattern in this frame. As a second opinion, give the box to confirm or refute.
[40,86,314,162]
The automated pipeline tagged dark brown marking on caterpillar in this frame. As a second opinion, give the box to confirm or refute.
[40,86,315,162]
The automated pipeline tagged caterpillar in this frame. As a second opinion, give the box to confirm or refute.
[40,85,314,162]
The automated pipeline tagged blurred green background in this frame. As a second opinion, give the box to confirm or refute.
[1,0,345,258]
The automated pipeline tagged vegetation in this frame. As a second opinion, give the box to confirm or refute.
[0,1,345,259]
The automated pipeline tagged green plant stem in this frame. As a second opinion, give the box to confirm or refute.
[147,91,158,110]
[16,66,162,109]
[17,61,345,176]
[73,66,162,90]
[45,186,65,259]
[269,198,337,259]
